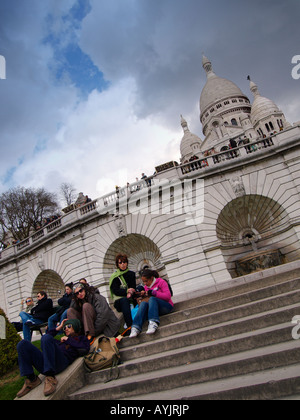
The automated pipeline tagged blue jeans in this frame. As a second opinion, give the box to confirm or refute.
[132,297,173,332]
[17,334,70,377]
[19,312,44,342]
[48,309,68,331]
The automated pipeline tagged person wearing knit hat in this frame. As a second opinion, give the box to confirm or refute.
[16,318,90,399]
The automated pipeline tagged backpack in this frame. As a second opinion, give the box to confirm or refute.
[84,336,121,382]
[163,278,174,297]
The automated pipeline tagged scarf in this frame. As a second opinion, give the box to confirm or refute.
[109,268,129,302]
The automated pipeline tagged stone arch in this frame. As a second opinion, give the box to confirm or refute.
[103,234,166,286]
[32,270,64,305]
[216,195,300,277]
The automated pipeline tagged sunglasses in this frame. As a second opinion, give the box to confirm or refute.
[63,324,73,331]
[75,288,85,296]
[26,299,33,303]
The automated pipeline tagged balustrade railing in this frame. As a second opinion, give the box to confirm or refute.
[180,135,275,175]
[0,133,284,260]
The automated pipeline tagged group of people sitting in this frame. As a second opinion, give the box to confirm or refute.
[15,253,174,398]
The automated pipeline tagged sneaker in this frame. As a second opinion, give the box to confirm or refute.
[146,321,159,335]
[44,376,58,397]
[16,376,42,398]
[129,327,140,338]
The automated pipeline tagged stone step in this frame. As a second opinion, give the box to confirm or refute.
[124,363,300,401]
[119,290,300,353]
[69,336,300,400]
[118,304,299,363]
[173,277,300,313]
[68,275,300,401]
[121,283,300,343]
[85,320,296,386]
[173,275,300,312]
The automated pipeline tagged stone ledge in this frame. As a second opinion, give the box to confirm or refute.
[15,357,86,401]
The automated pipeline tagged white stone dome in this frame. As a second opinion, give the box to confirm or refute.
[200,56,247,114]
[250,81,281,126]
[180,116,202,161]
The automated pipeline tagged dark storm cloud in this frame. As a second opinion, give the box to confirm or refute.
[81,0,300,129]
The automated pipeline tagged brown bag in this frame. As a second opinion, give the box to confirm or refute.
[84,336,121,381]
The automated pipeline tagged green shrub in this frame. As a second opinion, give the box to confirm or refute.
[0,308,21,377]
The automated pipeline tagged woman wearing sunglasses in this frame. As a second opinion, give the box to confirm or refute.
[16,318,90,398]
[67,282,120,345]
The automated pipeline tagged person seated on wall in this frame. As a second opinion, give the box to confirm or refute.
[109,254,137,333]
[16,318,90,398]
[129,269,174,338]
[12,297,34,332]
[47,283,73,331]
[67,282,120,345]
[19,291,53,342]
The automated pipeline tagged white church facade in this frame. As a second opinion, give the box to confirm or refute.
[1,56,300,322]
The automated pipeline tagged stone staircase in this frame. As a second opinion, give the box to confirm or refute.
[68,273,300,400]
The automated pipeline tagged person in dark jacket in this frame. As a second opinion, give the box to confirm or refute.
[48,283,73,330]
[68,283,120,345]
[16,318,90,398]
[109,254,137,330]
[19,291,53,342]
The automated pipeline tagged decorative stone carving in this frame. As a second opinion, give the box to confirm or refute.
[230,176,246,198]
[114,214,127,238]
[235,249,285,276]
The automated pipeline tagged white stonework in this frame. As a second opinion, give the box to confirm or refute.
[1,57,300,323]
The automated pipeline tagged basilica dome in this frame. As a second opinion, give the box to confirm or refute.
[200,56,247,114]
[180,115,202,162]
[250,80,281,126]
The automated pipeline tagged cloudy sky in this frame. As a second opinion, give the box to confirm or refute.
[0,0,299,206]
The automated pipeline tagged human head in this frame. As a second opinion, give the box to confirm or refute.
[116,254,128,270]
[79,278,88,285]
[65,283,73,295]
[37,291,47,300]
[73,283,86,300]
[25,297,33,306]
[63,319,81,336]
[141,269,159,286]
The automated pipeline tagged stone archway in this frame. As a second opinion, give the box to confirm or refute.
[216,195,299,277]
[103,234,166,285]
[32,270,64,305]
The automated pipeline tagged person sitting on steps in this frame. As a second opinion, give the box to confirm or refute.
[68,282,120,345]
[16,318,90,398]
[130,269,174,338]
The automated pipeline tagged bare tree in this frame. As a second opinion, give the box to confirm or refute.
[59,182,77,206]
[0,186,59,243]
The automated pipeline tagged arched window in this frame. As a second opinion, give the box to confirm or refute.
[231,118,238,126]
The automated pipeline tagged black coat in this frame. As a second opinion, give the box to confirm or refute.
[110,270,136,298]
[31,296,53,322]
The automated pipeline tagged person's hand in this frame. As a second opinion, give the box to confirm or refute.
[56,318,68,332]
[60,336,68,343]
